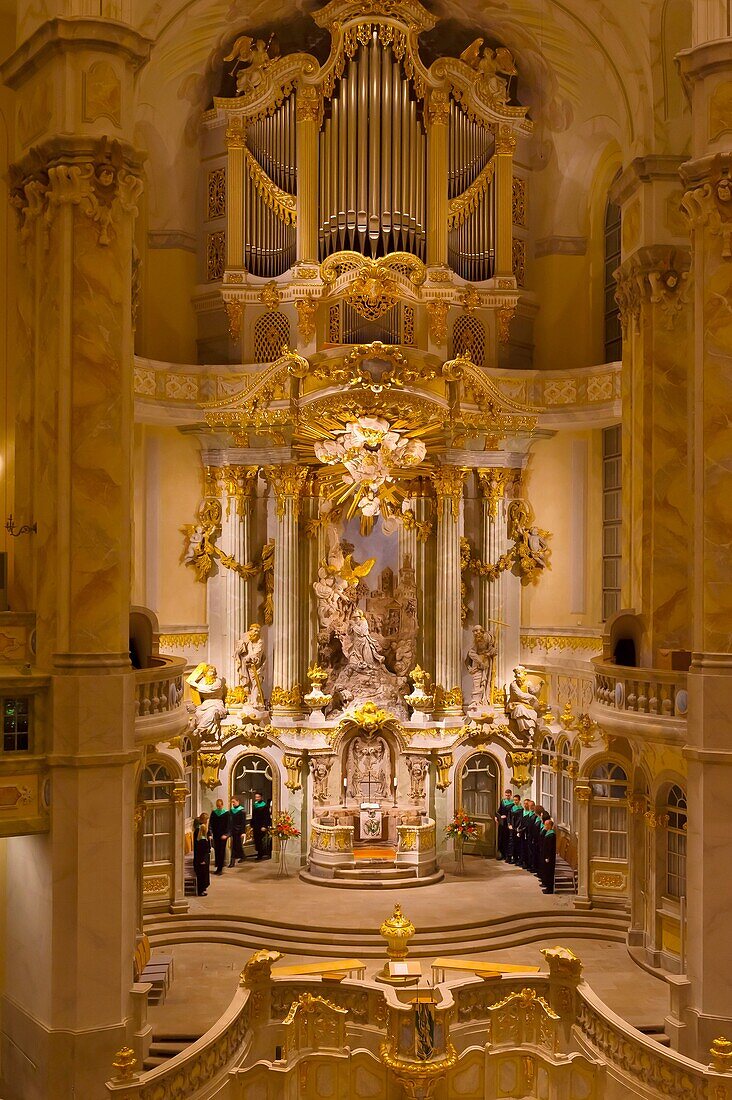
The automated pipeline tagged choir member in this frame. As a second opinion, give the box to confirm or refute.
[228,796,247,866]
[540,817,557,894]
[209,798,230,875]
[507,794,523,864]
[495,788,514,860]
[251,792,272,860]
[194,813,211,897]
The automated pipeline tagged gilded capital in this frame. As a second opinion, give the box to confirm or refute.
[265,464,309,518]
[431,467,467,522]
[225,116,247,149]
[477,468,520,519]
[296,85,323,124]
[426,90,450,127]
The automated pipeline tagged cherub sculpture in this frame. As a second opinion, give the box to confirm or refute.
[460,37,517,103]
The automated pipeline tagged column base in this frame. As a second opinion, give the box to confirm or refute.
[1,995,129,1100]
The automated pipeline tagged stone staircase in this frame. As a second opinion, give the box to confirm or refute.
[143,1033,203,1071]
[300,858,445,888]
[553,855,578,894]
[146,906,629,960]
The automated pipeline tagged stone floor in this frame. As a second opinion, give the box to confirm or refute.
[149,854,670,1037]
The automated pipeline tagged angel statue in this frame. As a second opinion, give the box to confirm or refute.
[224,33,279,96]
[186,663,228,741]
[181,519,219,583]
[505,665,542,742]
[465,625,496,710]
[460,37,517,103]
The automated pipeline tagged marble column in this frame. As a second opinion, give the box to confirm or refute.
[171,784,189,915]
[425,91,449,270]
[406,486,433,677]
[431,467,467,717]
[676,30,732,1060]
[220,465,258,686]
[573,784,592,911]
[1,16,150,1099]
[477,467,522,692]
[266,463,308,719]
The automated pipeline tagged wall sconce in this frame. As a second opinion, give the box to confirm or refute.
[5,515,37,537]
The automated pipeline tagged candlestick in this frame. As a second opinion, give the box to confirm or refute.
[343,776,348,807]
[392,775,397,808]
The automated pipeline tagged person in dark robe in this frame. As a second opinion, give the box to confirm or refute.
[495,788,514,860]
[251,792,272,860]
[209,799,230,875]
[506,794,523,864]
[531,805,546,875]
[194,813,211,897]
[540,817,557,893]
[229,796,247,866]
[519,798,534,869]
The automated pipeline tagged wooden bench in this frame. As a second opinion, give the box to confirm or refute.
[141,953,175,1005]
[431,957,541,983]
[272,958,366,982]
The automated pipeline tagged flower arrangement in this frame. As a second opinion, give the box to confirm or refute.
[444,810,480,840]
[267,811,301,840]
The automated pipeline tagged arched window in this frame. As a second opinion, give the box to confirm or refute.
[558,740,573,830]
[253,311,290,363]
[141,762,174,864]
[590,762,628,860]
[604,192,622,361]
[452,315,486,366]
[181,736,196,822]
[665,785,687,900]
[539,736,556,820]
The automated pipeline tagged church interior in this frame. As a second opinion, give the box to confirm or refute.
[0,0,730,1096]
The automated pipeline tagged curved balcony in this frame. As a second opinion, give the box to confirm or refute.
[591,657,687,740]
[134,655,189,745]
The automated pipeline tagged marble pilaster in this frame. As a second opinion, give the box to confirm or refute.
[1,18,150,1099]
[676,34,732,1061]
[267,464,308,718]
[612,160,692,663]
[432,467,466,717]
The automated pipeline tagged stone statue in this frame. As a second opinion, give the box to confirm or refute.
[342,610,385,670]
[346,735,391,801]
[465,625,496,709]
[405,755,428,802]
[506,665,542,741]
[233,623,266,709]
[313,565,346,630]
[186,663,227,740]
[224,33,278,97]
[310,756,334,804]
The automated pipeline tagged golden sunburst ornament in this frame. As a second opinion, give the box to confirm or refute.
[313,415,427,518]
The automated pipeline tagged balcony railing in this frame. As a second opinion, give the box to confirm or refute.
[592,658,687,730]
[134,656,189,744]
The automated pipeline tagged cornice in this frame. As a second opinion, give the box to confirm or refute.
[610,156,686,206]
[1,17,152,89]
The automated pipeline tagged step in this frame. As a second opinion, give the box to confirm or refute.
[638,1027,671,1048]
[334,866,417,880]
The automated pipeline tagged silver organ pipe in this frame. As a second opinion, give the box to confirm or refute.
[447,102,495,281]
[319,31,427,259]
[244,95,296,277]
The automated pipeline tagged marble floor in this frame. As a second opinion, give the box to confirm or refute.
[148,854,670,1038]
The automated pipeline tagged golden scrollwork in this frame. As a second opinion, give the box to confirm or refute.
[709,1036,732,1074]
[644,811,670,830]
[244,147,297,225]
[160,631,209,649]
[592,870,627,890]
[240,948,283,987]
[426,299,449,343]
[433,751,454,789]
[541,945,583,980]
[448,159,496,229]
[507,750,534,786]
[497,303,516,343]
[574,784,591,802]
[346,263,399,320]
[271,684,304,710]
[225,298,243,340]
[199,746,225,790]
[283,753,304,790]
[295,295,318,342]
[521,634,600,653]
[259,279,283,311]
[206,230,226,281]
[207,166,226,219]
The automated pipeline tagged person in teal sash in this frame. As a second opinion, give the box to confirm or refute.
[228,796,247,866]
[209,799,230,875]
